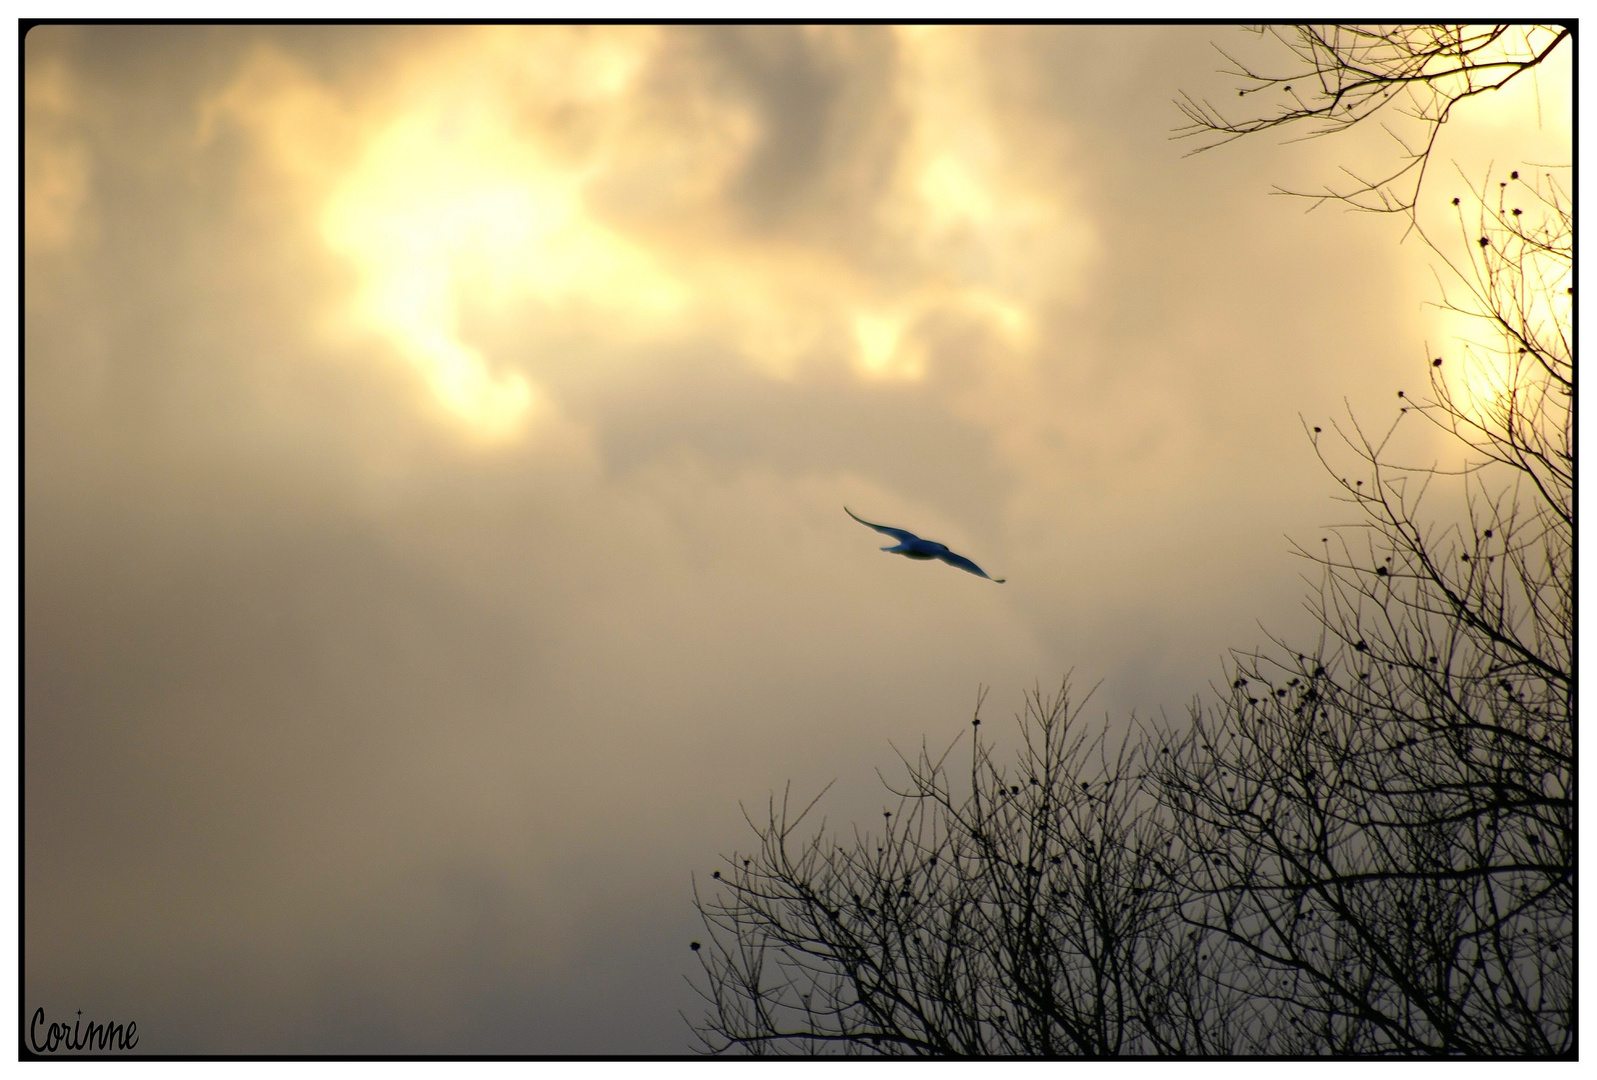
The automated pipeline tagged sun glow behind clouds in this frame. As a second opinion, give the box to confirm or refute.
[1413,34,1571,436]
[320,93,683,439]
[322,112,540,436]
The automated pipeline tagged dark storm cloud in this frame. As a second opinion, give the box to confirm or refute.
[706,25,846,220]
[691,25,901,234]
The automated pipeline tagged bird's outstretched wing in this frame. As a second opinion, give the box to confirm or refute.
[844,506,920,543]
[937,550,1006,583]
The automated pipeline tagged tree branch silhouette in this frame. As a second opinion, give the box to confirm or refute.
[1175,24,1569,219]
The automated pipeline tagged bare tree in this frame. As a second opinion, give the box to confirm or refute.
[1158,23,1572,1056]
[688,681,1237,1055]
[1155,156,1572,1054]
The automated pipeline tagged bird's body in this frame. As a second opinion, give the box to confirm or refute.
[845,507,1006,582]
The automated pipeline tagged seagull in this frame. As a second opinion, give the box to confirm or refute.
[845,507,1006,582]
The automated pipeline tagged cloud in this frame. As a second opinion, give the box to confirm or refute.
[24,37,92,251]
[195,26,1099,443]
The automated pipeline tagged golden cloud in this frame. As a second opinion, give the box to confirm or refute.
[204,27,1098,439]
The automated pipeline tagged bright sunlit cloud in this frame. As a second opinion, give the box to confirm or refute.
[24,53,90,251]
[318,32,688,439]
[319,100,683,438]
[204,26,1097,437]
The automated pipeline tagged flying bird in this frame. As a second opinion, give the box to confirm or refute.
[845,507,1005,582]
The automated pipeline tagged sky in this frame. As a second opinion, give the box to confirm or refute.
[22,24,1572,1054]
